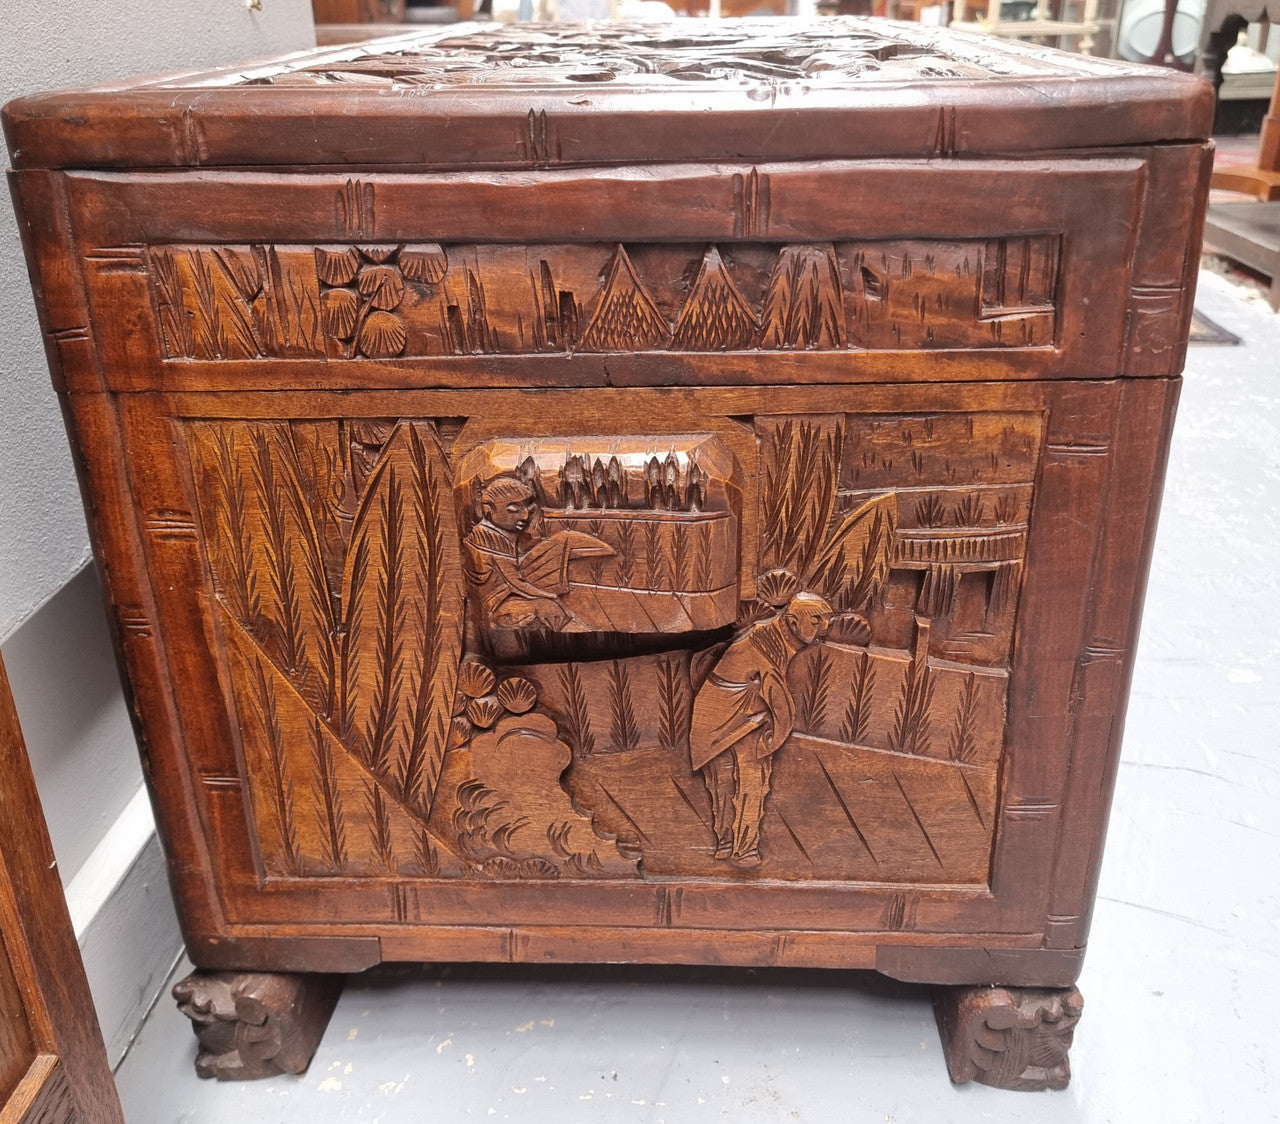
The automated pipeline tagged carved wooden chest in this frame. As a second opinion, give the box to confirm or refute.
[5,20,1212,1089]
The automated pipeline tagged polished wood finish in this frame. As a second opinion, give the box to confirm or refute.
[4,19,1212,1090]
[0,653,124,1122]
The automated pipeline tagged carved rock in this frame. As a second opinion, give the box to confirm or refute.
[173,970,344,1080]
[932,984,1083,1091]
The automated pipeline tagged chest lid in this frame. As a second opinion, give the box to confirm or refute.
[4,18,1212,171]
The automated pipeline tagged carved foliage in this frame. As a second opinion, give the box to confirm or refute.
[149,246,323,360]
[190,420,465,875]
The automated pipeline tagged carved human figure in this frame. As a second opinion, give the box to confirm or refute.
[464,474,611,631]
[690,591,833,866]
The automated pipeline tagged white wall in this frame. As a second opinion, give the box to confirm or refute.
[1,0,316,1064]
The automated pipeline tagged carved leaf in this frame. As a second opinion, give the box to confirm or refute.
[467,695,502,729]
[321,287,360,340]
[192,423,337,717]
[340,423,463,810]
[496,676,538,715]
[358,244,400,264]
[458,661,497,699]
[761,244,846,349]
[757,567,800,608]
[357,264,405,310]
[806,492,898,612]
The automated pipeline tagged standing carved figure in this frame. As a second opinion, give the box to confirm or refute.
[690,591,832,866]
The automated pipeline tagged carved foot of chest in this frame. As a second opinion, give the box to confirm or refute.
[932,984,1083,1091]
[173,970,344,1080]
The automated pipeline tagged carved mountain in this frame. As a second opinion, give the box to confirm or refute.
[761,244,847,350]
[579,245,670,352]
[671,246,759,351]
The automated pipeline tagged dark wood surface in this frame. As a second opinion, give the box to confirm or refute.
[933,984,1084,1091]
[172,970,343,1080]
[312,0,407,22]
[3,19,1212,1090]
[4,20,1213,171]
[0,653,125,1122]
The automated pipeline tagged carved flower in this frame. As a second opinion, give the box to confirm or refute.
[400,244,448,285]
[357,245,400,264]
[467,695,502,729]
[357,265,405,311]
[757,568,799,608]
[496,676,538,715]
[314,246,361,286]
[479,856,522,880]
[448,715,473,750]
[321,287,360,340]
[458,661,497,699]
[357,311,406,359]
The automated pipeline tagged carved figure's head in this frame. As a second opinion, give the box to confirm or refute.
[784,591,833,646]
[481,474,539,535]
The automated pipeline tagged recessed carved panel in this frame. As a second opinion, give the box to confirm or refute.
[455,435,741,656]
[186,408,1041,887]
[147,237,1059,361]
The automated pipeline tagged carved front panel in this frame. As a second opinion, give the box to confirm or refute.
[184,402,1041,889]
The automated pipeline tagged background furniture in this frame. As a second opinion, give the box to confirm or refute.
[1196,0,1280,305]
[948,0,1113,55]
[0,652,123,1123]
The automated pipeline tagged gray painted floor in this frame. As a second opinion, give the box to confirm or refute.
[115,269,1280,1123]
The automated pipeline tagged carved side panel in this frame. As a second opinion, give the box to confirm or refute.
[147,237,1060,360]
[186,407,1042,890]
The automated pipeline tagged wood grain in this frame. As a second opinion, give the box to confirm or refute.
[3,19,1213,1088]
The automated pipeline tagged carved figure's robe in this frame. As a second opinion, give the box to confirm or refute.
[688,625,797,771]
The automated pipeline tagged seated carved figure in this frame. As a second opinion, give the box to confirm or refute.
[690,591,833,866]
[463,474,612,631]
